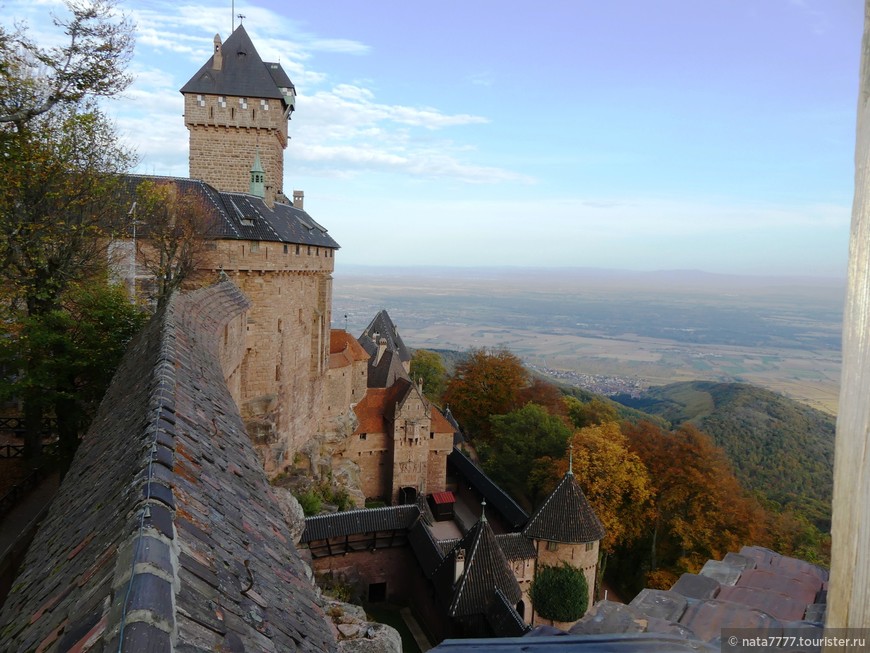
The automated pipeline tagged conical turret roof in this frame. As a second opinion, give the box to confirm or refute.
[441,511,522,618]
[523,471,605,543]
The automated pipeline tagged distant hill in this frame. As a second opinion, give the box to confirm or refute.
[614,381,834,530]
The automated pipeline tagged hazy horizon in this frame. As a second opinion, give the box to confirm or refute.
[3,0,859,278]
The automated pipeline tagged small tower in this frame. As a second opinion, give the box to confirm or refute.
[523,466,605,621]
[180,25,296,205]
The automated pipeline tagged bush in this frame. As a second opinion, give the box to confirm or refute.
[296,490,323,516]
[530,562,589,622]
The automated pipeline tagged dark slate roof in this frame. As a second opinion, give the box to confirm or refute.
[359,310,411,363]
[180,25,293,103]
[438,533,535,562]
[301,505,421,542]
[523,471,605,543]
[430,634,718,652]
[487,588,531,638]
[408,520,447,579]
[0,282,336,652]
[124,175,339,248]
[434,516,522,619]
[448,448,529,530]
[496,533,537,560]
[367,348,410,388]
[443,406,466,445]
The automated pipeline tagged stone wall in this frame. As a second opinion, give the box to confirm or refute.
[201,240,335,475]
[533,539,599,626]
[184,93,287,204]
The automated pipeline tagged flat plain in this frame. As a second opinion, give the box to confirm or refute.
[333,266,844,414]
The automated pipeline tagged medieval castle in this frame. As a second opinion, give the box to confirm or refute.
[0,19,841,653]
[169,23,604,639]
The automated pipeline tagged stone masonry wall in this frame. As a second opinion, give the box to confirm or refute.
[184,94,288,203]
[533,539,599,626]
[201,240,335,475]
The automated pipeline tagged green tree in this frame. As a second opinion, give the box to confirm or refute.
[0,280,146,469]
[0,1,135,458]
[530,563,589,622]
[409,349,447,403]
[442,348,527,441]
[482,403,571,507]
[564,396,618,429]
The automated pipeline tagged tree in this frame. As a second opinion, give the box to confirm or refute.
[0,280,146,469]
[482,403,571,508]
[564,396,618,429]
[530,562,589,622]
[0,1,135,458]
[623,421,768,580]
[442,348,527,441]
[0,104,134,457]
[133,180,216,310]
[560,422,653,553]
[409,349,447,403]
[0,0,133,128]
[518,378,567,418]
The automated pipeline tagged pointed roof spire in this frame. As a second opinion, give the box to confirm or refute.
[523,469,605,544]
[568,443,574,476]
[480,498,487,523]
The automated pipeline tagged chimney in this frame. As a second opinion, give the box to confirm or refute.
[293,190,304,210]
[213,34,223,70]
[454,548,466,584]
[375,337,387,366]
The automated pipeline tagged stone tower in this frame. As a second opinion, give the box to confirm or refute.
[180,25,296,205]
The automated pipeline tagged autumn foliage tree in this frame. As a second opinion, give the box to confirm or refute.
[623,421,768,586]
[133,180,216,310]
[442,348,528,441]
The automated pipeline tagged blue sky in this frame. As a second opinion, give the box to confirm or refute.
[4,0,862,276]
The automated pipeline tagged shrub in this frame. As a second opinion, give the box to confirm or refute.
[530,562,589,622]
[296,490,323,516]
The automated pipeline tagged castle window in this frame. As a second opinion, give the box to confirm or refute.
[316,247,320,256]
[240,97,248,109]
[252,109,256,119]
[360,434,367,440]
[275,365,280,381]
[307,246,311,255]
[250,241,260,253]
[295,244,300,255]
[284,244,288,254]
[261,99,270,111]
[546,541,558,552]
[209,106,214,119]
[231,107,235,119]
[218,96,227,108]
[196,94,205,107]
[278,319,283,332]
[430,432,434,439]
[585,542,595,552]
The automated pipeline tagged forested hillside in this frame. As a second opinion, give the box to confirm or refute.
[614,381,834,529]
